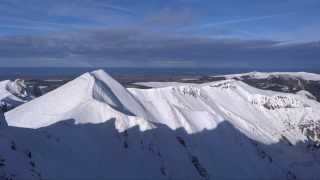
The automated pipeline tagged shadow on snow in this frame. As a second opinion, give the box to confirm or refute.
[1,118,320,180]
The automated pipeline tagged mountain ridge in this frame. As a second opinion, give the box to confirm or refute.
[1,69,320,180]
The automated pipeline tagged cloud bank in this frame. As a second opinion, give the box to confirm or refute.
[0,28,319,68]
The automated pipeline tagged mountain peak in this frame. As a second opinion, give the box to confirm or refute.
[5,69,148,129]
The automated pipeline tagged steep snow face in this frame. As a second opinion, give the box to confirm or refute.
[5,70,151,131]
[3,70,320,180]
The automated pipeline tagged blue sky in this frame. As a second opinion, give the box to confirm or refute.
[0,0,319,68]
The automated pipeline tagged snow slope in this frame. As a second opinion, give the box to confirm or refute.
[2,70,320,180]
[129,79,320,143]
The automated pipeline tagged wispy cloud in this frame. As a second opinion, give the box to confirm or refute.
[0,0,135,33]
[176,12,296,39]
[0,24,56,31]
[200,13,295,28]
[98,4,135,16]
[0,17,101,32]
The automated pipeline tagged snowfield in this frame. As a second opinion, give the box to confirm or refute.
[1,69,320,180]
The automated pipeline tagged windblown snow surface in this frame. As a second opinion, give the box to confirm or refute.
[2,69,320,180]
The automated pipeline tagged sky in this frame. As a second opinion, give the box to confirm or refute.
[0,0,319,69]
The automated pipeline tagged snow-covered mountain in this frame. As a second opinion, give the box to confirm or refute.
[0,79,34,112]
[213,71,320,102]
[220,71,320,81]
[1,70,320,180]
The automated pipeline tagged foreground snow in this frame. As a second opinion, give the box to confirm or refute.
[2,70,320,180]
